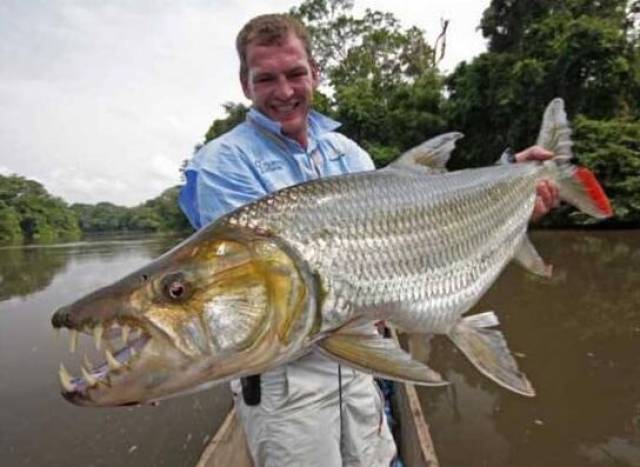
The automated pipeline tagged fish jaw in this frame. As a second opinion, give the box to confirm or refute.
[51,224,317,406]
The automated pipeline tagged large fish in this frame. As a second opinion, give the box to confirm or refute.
[52,98,612,406]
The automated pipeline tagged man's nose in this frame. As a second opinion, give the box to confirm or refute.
[274,76,294,99]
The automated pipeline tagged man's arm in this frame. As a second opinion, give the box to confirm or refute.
[179,146,268,229]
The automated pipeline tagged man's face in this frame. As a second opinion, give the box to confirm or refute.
[241,33,319,146]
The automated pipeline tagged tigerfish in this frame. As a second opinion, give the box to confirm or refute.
[52,98,612,406]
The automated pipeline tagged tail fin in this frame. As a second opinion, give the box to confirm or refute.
[538,98,614,219]
[557,166,613,218]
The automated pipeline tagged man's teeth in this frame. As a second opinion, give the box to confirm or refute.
[274,102,297,112]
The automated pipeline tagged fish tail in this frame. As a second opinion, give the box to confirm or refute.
[448,311,535,397]
[537,98,613,219]
[555,165,613,218]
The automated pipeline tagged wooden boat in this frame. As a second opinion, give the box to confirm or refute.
[196,381,439,467]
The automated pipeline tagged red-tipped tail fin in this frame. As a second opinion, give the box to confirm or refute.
[558,166,613,219]
[574,168,613,217]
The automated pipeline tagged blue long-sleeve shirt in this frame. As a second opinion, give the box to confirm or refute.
[179,108,374,228]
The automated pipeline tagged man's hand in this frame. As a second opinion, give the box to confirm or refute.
[514,146,560,222]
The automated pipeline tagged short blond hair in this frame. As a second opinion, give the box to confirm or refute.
[236,14,314,79]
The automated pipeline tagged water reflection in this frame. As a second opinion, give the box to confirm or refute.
[0,247,68,302]
[416,231,640,467]
[0,234,231,467]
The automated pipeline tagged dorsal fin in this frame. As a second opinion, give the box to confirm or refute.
[391,132,463,171]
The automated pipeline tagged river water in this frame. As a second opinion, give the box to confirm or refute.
[416,230,640,467]
[0,231,638,466]
[0,234,232,467]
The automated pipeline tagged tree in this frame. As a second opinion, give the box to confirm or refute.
[0,174,81,243]
[446,0,640,225]
[0,201,22,244]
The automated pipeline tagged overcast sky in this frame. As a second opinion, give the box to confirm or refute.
[0,0,490,206]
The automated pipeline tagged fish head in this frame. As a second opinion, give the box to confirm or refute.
[51,224,316,406]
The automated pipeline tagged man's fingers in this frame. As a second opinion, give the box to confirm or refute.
[515,145,554,162]
[531,180,561,222]
[536,181,553,207]
[531,197,547,222]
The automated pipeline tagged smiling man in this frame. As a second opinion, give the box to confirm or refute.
[180,13,558,467]
[180,14,397,467]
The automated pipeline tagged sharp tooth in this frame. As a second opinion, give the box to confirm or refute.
[121,325,130,344]
[81,366,98,386]
[105,349,122,371]
[129,347,137,359]
[93,325,103,350]
[58,363,74,392]
[69,329,78,353]
[83,354,93,370]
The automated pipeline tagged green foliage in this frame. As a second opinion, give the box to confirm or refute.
[0,175,81,244]
[72,202,129,231]
[204,102,250,144]
[0,201,22,244]
[572,116,640,225]
[71,186,192,234]
[447,0,640,226]
[137,186,192,232]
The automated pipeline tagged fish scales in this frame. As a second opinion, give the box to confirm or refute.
[225,162,540,333]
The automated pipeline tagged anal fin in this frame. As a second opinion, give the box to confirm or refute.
[514,235,553,278]
[448,312,535,397]
[316,328,447,386]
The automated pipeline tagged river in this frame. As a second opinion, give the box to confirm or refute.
[0,231,638,466]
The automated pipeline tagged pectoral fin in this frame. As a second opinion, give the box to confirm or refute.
[448,311,535,397]
[316,329,447,386]
[514,236,553,278]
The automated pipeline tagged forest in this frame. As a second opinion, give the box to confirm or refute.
[1,0,638,245]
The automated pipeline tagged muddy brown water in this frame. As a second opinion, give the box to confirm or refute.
[1,231,638,466]
[416,230,640,467]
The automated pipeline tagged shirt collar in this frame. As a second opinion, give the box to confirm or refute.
[246,107,341,144]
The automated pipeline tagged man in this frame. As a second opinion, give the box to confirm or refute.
[180,13,558,467]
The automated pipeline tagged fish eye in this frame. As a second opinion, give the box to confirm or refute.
[161,273,190,301]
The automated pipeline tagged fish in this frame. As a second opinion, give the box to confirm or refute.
[51,98,613,406]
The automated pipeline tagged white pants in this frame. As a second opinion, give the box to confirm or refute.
[234,351,397,467]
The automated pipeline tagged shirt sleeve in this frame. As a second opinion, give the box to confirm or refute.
[179,143,267,229]
[334,133,376,172]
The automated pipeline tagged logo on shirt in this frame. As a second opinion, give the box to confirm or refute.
[255,159,284,174]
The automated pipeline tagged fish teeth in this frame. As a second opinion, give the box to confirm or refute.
[81,366,98,386]
[83,354,93,370]
[69,329,78,354]
[58,363,74,392]
[105,349,122,371]
[121,325,130,344]
[93,325,103,350]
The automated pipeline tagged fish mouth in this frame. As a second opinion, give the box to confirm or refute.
[53,314,152,406]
